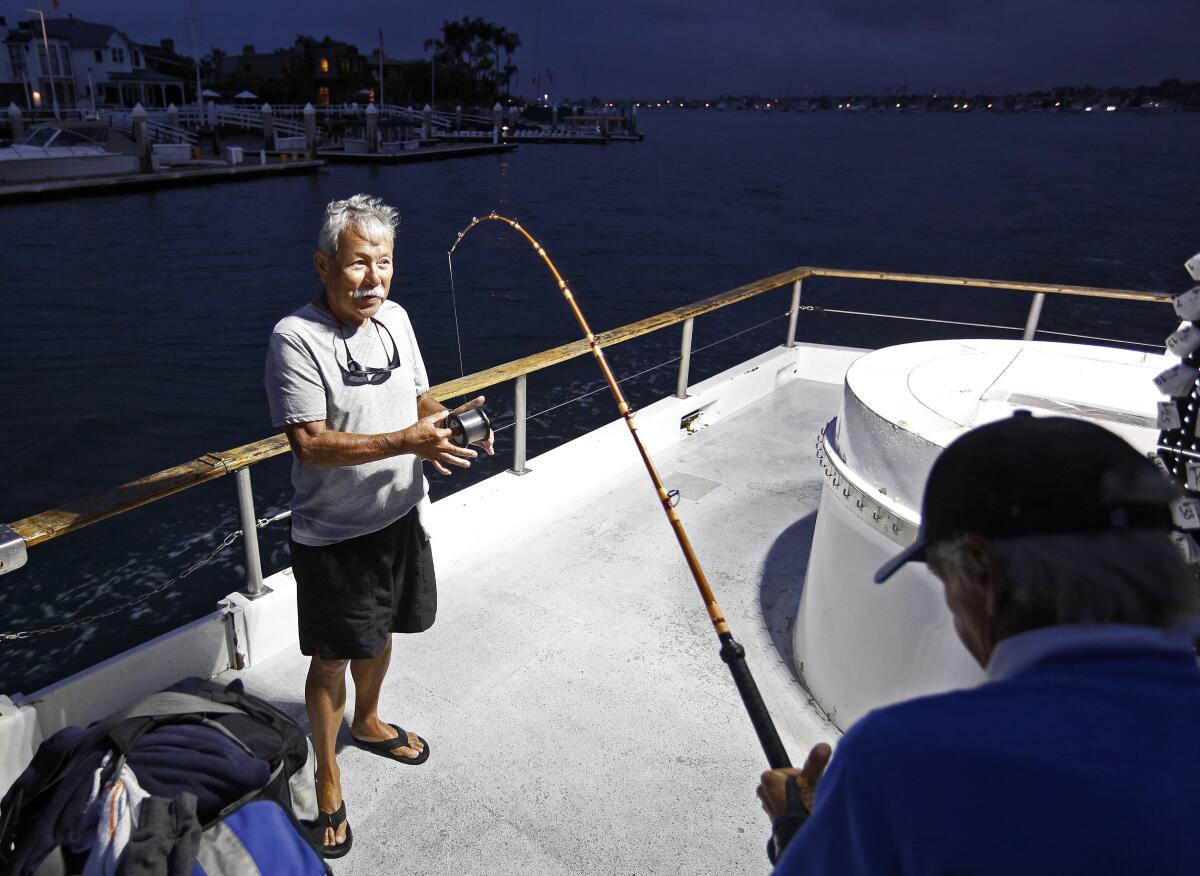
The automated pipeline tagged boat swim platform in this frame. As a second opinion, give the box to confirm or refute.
[5,343,864,872]
[317,142,518,164]
[0,158,325,205]
[228,350,848,875]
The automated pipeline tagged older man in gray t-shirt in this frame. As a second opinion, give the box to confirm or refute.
[264,194,491,858]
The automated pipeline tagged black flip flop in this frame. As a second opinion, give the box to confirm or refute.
[305,800,353,859]
[351,722,431,765]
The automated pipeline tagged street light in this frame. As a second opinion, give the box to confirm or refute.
[26,7,60,120]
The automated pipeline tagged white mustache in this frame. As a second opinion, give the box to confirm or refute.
[352,286,385,300]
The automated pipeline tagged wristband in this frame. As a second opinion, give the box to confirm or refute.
[767,775,811,864]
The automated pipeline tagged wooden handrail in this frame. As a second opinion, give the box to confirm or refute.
[7,266,1169,548]
[806,268,1173,303]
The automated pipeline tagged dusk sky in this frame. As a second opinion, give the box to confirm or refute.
[12,1,1197,98]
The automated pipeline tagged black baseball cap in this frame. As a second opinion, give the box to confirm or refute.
[873,412,1179,583]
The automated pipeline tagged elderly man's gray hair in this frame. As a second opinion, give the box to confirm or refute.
[318,194,400,260]
[931,531,1198,628]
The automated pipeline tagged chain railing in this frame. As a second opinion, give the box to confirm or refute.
[0,266,1171,636]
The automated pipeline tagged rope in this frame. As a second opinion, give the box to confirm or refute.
[801,304,1164,350]
[807,304,1023,333]
[691,311,790,356]
[491,353,682,433]
[1032,328,1165,350]
[490,312,791,433]
[0,511,292,642]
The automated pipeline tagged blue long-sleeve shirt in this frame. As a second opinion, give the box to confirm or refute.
[775,624,1200,875]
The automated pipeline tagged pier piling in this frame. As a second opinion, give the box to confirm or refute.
[7,103,22,139]
[366,103,379,153]
[132,104,151,173]
[303,102,316,160]
[261,103,274,151]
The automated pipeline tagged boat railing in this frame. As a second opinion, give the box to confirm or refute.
[0,267,1171,606]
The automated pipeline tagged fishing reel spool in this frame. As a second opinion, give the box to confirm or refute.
[447,407,491,448]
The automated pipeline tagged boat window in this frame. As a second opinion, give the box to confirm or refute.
[16,127,57,147]
[52,130,98,146]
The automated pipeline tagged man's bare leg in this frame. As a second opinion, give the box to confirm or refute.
[349,637,425,759]
[306,656,350,847]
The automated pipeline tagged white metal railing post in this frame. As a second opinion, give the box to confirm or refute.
[511,375,529,475]
[676,317,695,399]
[786,279,804,348]
[1023,292,1046,340]
[234,467,266,597]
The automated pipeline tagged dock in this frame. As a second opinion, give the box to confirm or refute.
[442,131,644,145]
[0,159,325,204]
[317,142,518,164]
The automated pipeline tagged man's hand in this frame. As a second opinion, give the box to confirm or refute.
[403,408,477,475]
[449,395,495,457]
[758,742,833,821]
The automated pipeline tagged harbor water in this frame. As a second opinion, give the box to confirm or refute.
[2,109,1198,694]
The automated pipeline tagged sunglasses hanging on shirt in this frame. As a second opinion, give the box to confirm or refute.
[321,292,402,379]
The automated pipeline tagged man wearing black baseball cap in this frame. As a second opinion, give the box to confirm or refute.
[759,413,1200,874]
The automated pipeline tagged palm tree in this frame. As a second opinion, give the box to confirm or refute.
[423,17,520,103]
[500,30,521,96]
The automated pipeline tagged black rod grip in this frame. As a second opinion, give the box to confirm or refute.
[719,632,792,769]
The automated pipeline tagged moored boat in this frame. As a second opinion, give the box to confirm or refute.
[0,125,140,183]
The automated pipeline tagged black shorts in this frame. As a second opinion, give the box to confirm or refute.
[289,506,437,660]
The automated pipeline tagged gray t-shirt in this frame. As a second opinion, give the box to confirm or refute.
[264,299,430,546]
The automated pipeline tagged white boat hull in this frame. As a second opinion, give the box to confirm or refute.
[0,153,141,183]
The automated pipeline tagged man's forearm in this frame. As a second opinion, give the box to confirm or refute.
[289,394,450,468]
[291,428,412,468]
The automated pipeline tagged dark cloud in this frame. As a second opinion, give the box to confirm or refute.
[33,0,1198,96]
[816,0,978,33]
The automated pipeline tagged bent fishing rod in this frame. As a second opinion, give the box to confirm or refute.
[449,213,792,770]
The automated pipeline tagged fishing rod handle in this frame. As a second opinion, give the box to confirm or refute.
[719,633,792,770]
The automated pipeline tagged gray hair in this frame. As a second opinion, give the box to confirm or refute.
[929,531,1198,628]
[317,194,399,260]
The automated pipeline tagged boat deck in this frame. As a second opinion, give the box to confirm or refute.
[225,377,842,874]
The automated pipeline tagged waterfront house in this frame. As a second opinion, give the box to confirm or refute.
[0,14,184,111]
[217,36,375,106]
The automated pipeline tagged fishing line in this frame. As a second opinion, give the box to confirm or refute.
[447,252,467,399]
[448,212,792,770]
[444,253,495,446]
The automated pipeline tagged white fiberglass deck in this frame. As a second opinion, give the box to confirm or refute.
[227,377,842,875]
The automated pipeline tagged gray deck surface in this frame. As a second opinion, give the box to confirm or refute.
[230,378,842,875]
